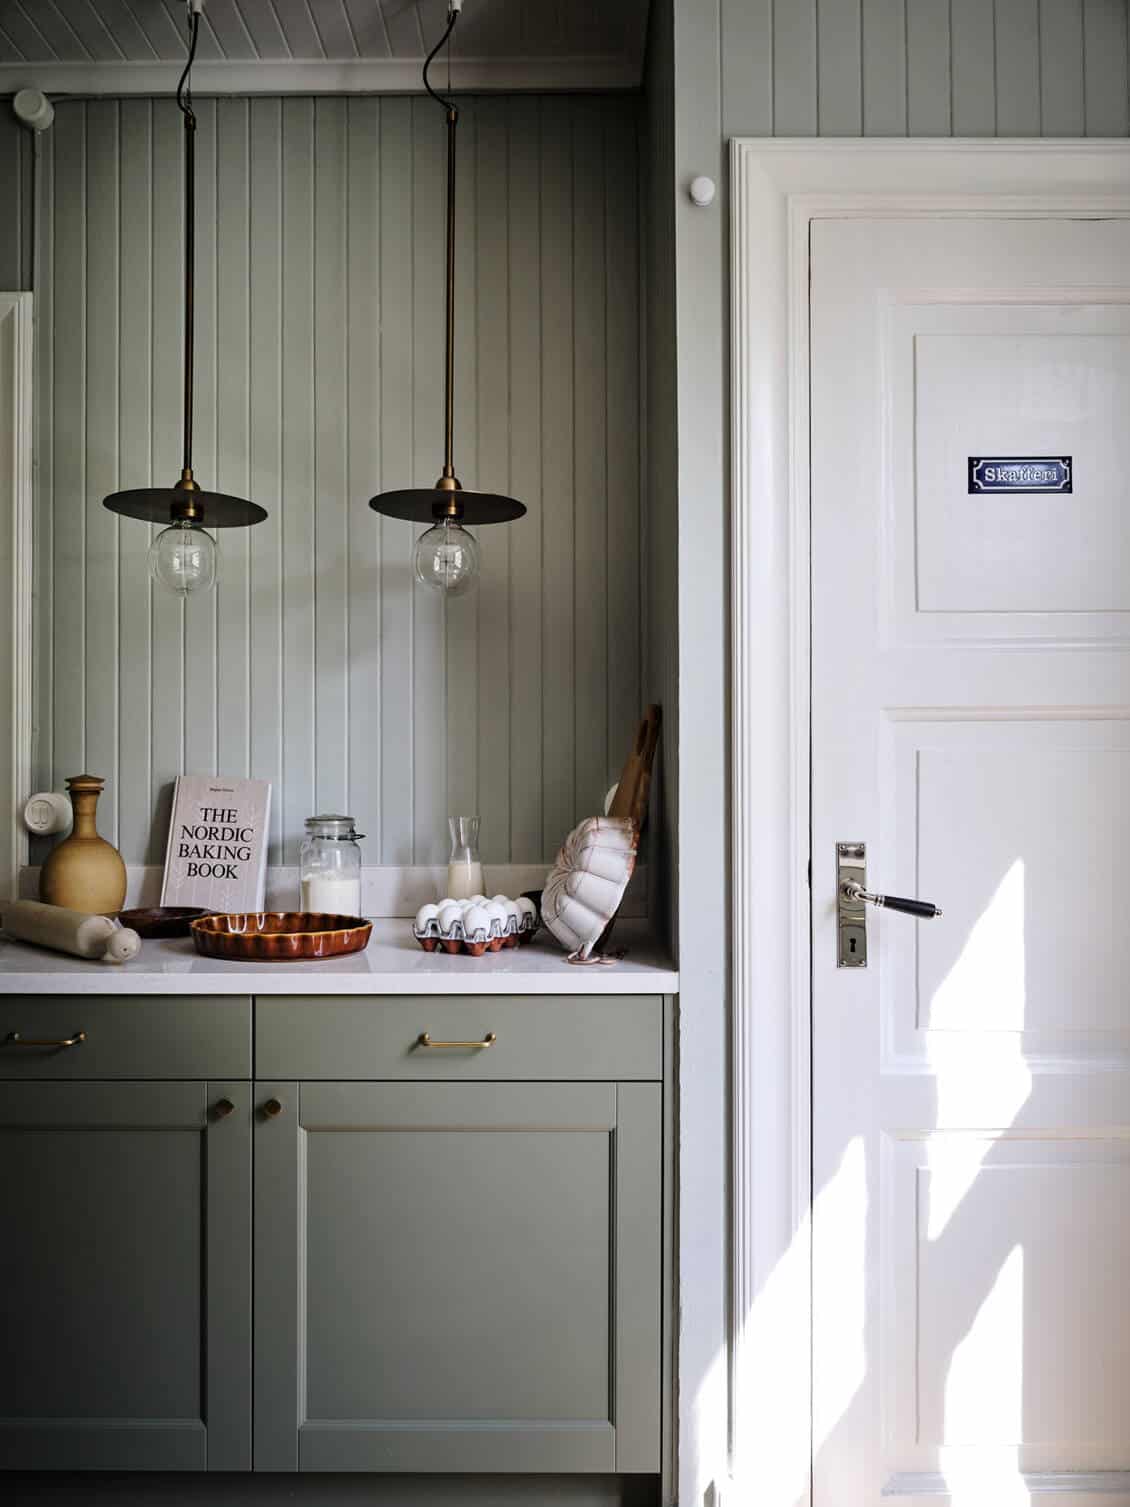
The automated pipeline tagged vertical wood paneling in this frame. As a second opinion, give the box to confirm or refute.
[446,102,479,825]
[32,120,55,835]
[474,99,510,856]
[573,98,608,821]
[410,94,447,865]
[773,0,818,135]
[36,95,645,869]
[604,98,641,789]
[346,97,382,850]
[818,0,863,136]
[995,0,1042,133]
[722,0,1119,144]
[0,114,31,291]
[1083,0,1130,135]
[861,0,907,136]
[216,98,252,782]
[84,100,120,841]
[117,100,152,866]
[721,0,774,138]
[378,98,415,866]
[313,98,349,816]
[506,95,543,861]
[951,0,1015,135]
[149,100,186,852]
[280,97,316,863]
[185,98,219,778]
[248,98,285,867]
[905,0,951,135]
[539,96,576,860]
[1040,0,1086,135]
[52,102,86,787]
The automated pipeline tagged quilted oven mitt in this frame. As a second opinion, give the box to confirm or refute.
[542,816,639,961]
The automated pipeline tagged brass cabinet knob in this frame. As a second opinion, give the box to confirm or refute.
[211,1097,235,1121]
[262,1097,284,1118]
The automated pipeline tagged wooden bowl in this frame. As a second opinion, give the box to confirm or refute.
[118,906,212,939]
[190,912,372,962]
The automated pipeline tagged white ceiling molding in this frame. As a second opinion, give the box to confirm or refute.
[0,54,640,96]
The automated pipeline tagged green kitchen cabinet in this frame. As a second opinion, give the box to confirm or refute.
[0,1078,252,1471]
[252,1080,662,1475]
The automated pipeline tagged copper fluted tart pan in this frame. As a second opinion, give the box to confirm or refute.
[190,912,372,961]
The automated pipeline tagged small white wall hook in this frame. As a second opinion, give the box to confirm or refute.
[689,175,716,207]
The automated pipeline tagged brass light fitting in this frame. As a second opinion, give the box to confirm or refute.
[368,3,526,541]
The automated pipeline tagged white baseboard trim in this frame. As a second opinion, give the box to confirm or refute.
[18,863,648,920]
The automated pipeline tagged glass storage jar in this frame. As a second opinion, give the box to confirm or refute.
[300,815,364,917]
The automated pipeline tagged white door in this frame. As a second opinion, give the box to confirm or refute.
[812,217,1130,1507]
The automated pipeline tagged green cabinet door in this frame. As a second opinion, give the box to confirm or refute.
[0,1081,252,1471]
[254,1081,661,1475]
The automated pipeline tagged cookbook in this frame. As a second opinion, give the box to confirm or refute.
[160,776,271,912]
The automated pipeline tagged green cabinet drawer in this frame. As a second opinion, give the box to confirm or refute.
[0,996,251,1079]
[255,995,663,1081]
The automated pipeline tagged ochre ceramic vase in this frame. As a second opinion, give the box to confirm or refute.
[39,775,127,915]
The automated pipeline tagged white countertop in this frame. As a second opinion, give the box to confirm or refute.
[0,919,678,996]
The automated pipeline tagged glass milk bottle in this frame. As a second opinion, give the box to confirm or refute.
[300,816,364,917]
[446,816,483,900]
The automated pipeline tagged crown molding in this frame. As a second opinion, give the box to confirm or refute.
[0,55,640,99]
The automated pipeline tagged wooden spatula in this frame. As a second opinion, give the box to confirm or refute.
[608,704,662,834]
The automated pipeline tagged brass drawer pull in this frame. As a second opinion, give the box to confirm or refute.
[4,1029,86,1050]
[262,1097,284,1118]
[417,1031,497,1050]
[211,1097,236,1121]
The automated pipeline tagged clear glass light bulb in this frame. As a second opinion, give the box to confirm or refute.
[148,521,219,597]
[413,519,479,595]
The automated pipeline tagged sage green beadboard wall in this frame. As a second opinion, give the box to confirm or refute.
[32,94,643,869]
[721,0,1129,138]
[0,109,32,289]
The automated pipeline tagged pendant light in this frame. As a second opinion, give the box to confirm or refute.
[368,0,525,594]
[103,0,267,594]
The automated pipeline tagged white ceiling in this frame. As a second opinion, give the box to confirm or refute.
[0,0,649,93]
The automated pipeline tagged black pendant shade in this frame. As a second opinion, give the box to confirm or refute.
[103,8,267,533]
[104,485,267,528]
[369,7,525,530]
[372,488,525,526]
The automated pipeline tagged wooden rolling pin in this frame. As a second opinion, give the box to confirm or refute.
[2,900,141,963]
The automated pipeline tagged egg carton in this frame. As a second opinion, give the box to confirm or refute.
[413,893,539,958]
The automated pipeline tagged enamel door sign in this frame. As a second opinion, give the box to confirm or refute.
[968,456,1072,493]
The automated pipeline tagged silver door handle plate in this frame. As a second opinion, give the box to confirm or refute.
[837,843,868,967]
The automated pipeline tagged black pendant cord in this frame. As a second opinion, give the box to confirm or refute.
[424,9,460,488]
[177,11,200,484]
[102,2,267,530]
[365,6,525,529]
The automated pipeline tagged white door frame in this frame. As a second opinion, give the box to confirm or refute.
[0,292,33,903]
[728,139,1130,1507]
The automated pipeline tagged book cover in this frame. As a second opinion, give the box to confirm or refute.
[160,776,272,912]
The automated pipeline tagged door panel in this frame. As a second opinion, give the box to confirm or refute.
[254,1081,661,1474]
[0,1080,251,1471]
[811,216,1130,1506]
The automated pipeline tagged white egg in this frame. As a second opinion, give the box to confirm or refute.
[438,902,463,936]
[469,893,487,905]
[462,904,489,940]
[491,893,510,906]
[415,902,440,933]
[516,895,537,920]
[482,901,507,934]
[504,899,521,927]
